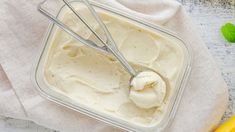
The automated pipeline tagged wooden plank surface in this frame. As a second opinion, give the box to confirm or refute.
[0,1,234,131]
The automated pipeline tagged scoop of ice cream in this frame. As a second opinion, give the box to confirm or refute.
[129,71,166,109]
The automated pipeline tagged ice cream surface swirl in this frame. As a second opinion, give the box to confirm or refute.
[44,4,185,126]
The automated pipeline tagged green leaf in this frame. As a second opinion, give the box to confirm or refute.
[221,23,235,43]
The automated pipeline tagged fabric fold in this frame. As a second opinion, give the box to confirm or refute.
[0,65,27,119]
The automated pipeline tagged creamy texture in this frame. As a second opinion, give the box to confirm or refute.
[44,5,185,126]
[130,71,166,109]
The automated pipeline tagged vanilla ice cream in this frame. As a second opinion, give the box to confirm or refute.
[130,71,166,109]
[43,5,185,127]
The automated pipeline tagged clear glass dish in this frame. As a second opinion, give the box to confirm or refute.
[33,0,192,131]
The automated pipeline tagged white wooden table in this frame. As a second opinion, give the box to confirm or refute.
[0,0,234,131]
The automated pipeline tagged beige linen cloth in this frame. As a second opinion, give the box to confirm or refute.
[0,0,229,131]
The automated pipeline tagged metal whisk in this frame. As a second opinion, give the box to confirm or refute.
[38,0,137,77]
